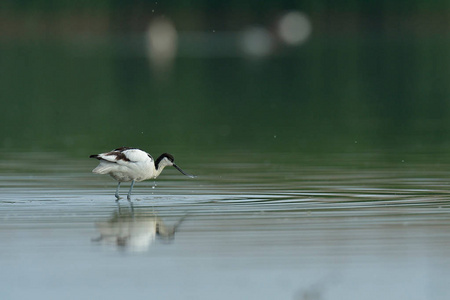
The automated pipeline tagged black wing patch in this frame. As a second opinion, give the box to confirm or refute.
[114,147,136,152]
[109,151,131,162]
[89,150,131,162]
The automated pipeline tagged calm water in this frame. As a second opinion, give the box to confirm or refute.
[1,151,450,300]
[1,11,450,299]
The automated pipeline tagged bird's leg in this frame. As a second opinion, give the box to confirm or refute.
[116,200,122,215]
[129,201,135,216]
[115,182,121,201]
[127,180,135,201]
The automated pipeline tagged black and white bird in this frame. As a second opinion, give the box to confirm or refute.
[90,147,195,201]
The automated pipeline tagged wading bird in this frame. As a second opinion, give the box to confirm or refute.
[90,147,195,201]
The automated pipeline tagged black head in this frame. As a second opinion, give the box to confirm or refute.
[154,153,196,178]
[155,153,174,170]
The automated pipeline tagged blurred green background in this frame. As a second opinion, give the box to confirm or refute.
[1,1,449,161]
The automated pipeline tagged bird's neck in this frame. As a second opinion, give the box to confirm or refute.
[153,163,166,178]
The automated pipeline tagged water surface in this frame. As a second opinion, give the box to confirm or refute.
[1,152,450,300]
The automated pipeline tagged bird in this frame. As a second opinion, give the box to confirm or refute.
[90,147,195,201]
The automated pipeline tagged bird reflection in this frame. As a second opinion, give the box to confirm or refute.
[92,205,186,252]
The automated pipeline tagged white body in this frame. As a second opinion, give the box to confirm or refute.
[92,149,171,182]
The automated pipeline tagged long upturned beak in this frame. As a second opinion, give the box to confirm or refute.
[173,164,196,178]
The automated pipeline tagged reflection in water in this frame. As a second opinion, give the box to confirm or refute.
[2,154,450,299]
[93,205,186,252]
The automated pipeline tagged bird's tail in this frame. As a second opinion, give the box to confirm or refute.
[92,161,114,174]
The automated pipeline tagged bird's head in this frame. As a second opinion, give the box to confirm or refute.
[155,153,196,178]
